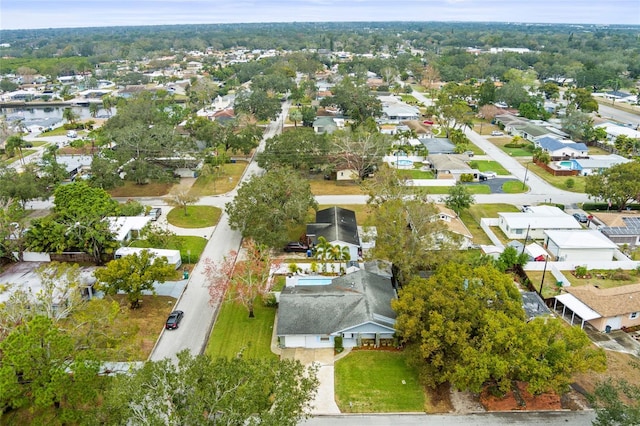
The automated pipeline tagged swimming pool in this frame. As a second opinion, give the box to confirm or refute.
[557,160,573,169]
[297,277,333,286]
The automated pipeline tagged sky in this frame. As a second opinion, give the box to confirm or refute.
[1,0,639,30]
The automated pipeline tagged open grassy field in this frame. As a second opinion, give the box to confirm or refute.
[166,205,221,228]
[188,162,248,196]
[525,162,587,193]
[205,298,278,360]
[309,178,365,195]
[335,351,427,413]
[108,181,175,197]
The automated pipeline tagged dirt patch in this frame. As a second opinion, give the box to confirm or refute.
[573,350,640,405]
[425,383,454,413]
[480,382,562,411]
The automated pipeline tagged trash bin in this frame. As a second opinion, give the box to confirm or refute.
[605,325,611,334]
[183,270,189,279]
[306,249,312,258]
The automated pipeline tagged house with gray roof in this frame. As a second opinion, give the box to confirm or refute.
[535,137,588,159]
[277,269,397,348]
[307,207,360,261]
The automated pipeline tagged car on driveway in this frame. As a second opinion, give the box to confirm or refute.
[573,212,589,223]
[464,150,474,157]
[284,242,309,253]
[165,310,184,330]
[480,171,497,179]
[490,130,504,136]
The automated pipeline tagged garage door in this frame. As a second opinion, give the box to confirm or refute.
[284,335,305,347]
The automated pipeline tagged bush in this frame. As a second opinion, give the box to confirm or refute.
[575,266,588,277]
[262,293,277,307]
[460,173,474,182]
[565,178,575,189]
[334,335,344,353]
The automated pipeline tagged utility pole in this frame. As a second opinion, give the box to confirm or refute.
[539,255,549,297]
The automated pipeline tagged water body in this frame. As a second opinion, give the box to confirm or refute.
[1,105,113,130]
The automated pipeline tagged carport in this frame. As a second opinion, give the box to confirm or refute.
[553,293,601,328]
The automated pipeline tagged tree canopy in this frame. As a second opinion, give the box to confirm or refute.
[585,161,640,211]
[393,262,606,394]
[225,168,317,248]
[98,350,318,426]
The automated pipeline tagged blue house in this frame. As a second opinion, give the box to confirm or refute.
[535,137,588,158]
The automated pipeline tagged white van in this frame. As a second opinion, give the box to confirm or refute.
[67,130,78,138]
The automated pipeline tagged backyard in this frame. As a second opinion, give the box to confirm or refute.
[524,161,588,193]
[526,268,640,299]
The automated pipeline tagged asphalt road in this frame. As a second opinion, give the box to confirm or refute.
[301,411,596,426]
[148,103,290,361]
[597,103,640,128]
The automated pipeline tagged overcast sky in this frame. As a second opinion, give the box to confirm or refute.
[1,0,639,30]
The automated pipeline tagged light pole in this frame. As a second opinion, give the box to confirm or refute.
[539,255,549,296]
[522,162,530,190]
[187,249,191,265]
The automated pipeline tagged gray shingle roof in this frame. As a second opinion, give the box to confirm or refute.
[276,269,397,336]
[307,207,360,246]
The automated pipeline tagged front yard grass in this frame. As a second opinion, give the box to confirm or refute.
[427,185,491,195]
[309,178,364,195]
[488,136,533,157]
[468,203,520,220]
[335,351,427,413]
[166,205,221,228]
[130,235,208,266]
[471,160,509,175]
[459,210,492,245]
[108,181,175,197]
[397,169,435,179]
[205,297,278,360]
[502,180,528,193]
[189,162,248,196]
[525,162,587,193]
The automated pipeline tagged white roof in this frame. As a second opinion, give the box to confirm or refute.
[500,211,582,231]
[107,216,153,241]
[554,293,601,321]
[596,123,640,139]
[525,242,548,258]
[544,230,618,249]
[574,154,630,169]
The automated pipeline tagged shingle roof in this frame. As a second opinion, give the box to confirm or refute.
[276,269,397,336]
[536,137,588,152]
[307,207,359,246]
[566,284,640,317]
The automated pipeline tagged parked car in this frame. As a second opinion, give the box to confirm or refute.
[67,130,78,138]
[480,171,497,179]
[165,310,184,330]
[490,130,504,136]
[573,212,589,223]
[284,242,309,253]
[149,207,162,221]
[464,150,474,157]
[422,120,434,125]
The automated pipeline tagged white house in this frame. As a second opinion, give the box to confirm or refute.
[498,206,582,240]
[114,247,182,269]
[543,229,618,262]
[595,122,640,142]
[107,216,153,243]
[277,269,397,349]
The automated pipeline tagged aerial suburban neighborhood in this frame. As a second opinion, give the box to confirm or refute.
[0,17,639,426]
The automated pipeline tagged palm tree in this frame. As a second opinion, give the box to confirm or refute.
[5,135,26,165]
[89,102,99,118]
[314,236,332,273]
[328,244,351,275]
[62,107,79,125]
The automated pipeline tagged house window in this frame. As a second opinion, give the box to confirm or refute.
[320,336,330,342]
[630,312,639,320]
[515,229,523,235]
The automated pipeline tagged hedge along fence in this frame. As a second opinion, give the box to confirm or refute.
[582,202,640,212]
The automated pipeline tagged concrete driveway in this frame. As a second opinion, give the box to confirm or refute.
[281,348,341,415]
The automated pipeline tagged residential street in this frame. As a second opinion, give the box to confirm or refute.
[149,103,289,361]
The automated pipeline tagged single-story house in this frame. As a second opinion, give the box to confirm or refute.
[498,206,582,240]
[597,214,640,247]
[436,205,473,249]
[378,95,421,122]
[107,216,153,243]
[543,229,618,262]
[277,269,397,348]
[602,90,638,104]
[521,291,552,321]
[553,284,640,331]
[562,154,630,176]
[427,154,480,181]
[56,155,94,180]
[307,207,360,261]
[535,137,588,159]
[595,122,640,142]
[313,116,344,134]
[420,137,455,154]
[114,247,182,269]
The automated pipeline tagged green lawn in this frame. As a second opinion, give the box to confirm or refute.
[427,185,491,195]
[129,235,207,264]
[459,210,492,245]
[468,203,519,221]
[502,181,528,194]
[166,205,221,228]
[205,298,278,360]
[335,351,426,413]
[397,169,435,179]
[526,163,587,193]
[189,162,248,196]
[470,160,509,175]
[526,270,640,299]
